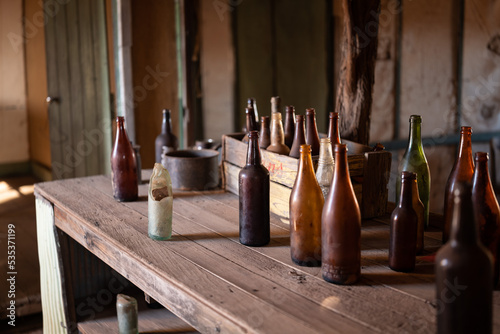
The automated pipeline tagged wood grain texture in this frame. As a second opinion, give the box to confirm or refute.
[362,150,392,218]
[35,196,68,333]
[335,0,381,145]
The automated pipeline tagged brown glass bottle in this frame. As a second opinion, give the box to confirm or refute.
[111,116,138,202]
[242,106,258,143]
[289,115,306,158]
[327,112,341,146]
[305,108,321,156]
[436,183,493,334]
[412,174,425,254]
[267,113,290,155]
[389,172,419,272]
[289,144,323,266]
[443,126,473,243]
[239,131,270,246]
[259,116,271,149]
[284,106,296,148]
[321,144,361,284]
[155,109,178,163]
[472,152,500,287]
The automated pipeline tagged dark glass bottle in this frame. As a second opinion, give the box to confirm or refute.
[259,116,271,149]
[284,105,296,148]
[155,109,178,163]
[435,183,493,334]
[239,131,270,246]
[322,143,361,285]
[305,108,321,156]
[111,116,138,202]
[289,144,323,266]
[247,97,259,127]
[389,172,419,272]
[327,112,341,146]
[289,115,306,158]
[242,106,258,143]
[132,143,142,185]
[267,113,290,155]
[472,152,500,287]
[443,126,474,243]
[397,115,430,229]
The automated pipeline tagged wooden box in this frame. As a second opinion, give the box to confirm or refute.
[222,133,392,220]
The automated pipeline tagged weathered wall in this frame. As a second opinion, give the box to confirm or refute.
[0,0,29,165]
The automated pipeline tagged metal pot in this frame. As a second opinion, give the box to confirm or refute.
[161,149,219,190]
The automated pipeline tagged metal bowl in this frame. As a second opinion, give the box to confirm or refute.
[161,149,219,190]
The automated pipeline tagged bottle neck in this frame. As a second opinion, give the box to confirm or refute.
[473,158,493,190]
[162,112,171,134]
[298,148,315,177]
[294,119,305,141]
[334,148,349,180]
[407,122,422,150]
[246,136,262,166]
[457,131,473,164]
[246,113,257,132]
[450,196,479,245]
[306,114,318,134]
[318,141,334,165]
[328,116,341,145]
[398,179,414,207]
[271,117,285,145]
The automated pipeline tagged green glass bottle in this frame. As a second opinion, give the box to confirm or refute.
[396,115,431,229]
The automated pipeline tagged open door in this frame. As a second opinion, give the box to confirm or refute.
[44,0,112,179]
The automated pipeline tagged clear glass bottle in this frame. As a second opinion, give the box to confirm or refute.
[472,152,500,287]
[148,163,173,240]
[305,108,321,156]
[267,112,290,155]
[443,126,474,243]
[284,105,296,148]
[289,144,323,266]
[436,183,493,334]
[289,115,306,158]
[316,138,334,199]
[389,172,419,272]
[155,109,178,163]
[111,116,138,202]
[397,115,430,229]
[239,131,270,246]
[321,143,361,285]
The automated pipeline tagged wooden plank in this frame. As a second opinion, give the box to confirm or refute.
[35,196,68,333]
[362,151,392,218]
[37,182,358,333]
[82,176,436,333]
[66,0,86,178]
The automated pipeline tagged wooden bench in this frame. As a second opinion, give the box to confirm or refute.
[35,173,500,333]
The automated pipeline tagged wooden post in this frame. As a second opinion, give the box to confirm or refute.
[335,0,381,145]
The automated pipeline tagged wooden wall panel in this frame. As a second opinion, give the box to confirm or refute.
[25,0,51,169]
[235,0,273,128]
[131,0,179,169]
[274,0,328,132]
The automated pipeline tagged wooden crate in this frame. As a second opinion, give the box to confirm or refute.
[222,133,392,220]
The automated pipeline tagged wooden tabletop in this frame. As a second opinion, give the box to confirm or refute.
[35,174,500,334]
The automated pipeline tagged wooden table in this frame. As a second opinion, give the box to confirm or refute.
[35,174,500,334]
